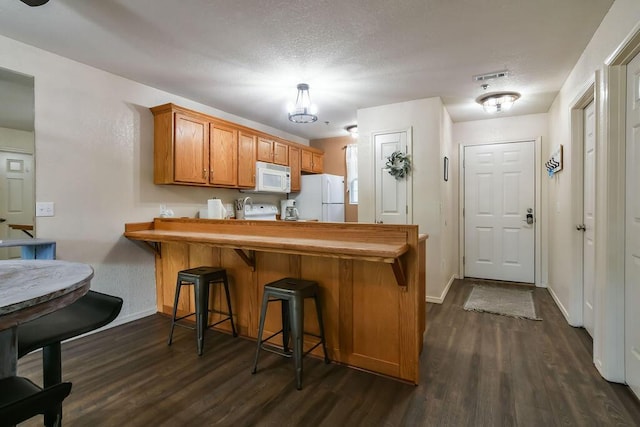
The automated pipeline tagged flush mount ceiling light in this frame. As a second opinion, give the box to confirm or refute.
[19,0,49,5]
[287,83,318,123]
[476,91,521,113]
[346,125,358,138]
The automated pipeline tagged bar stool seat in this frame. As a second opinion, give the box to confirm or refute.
[251,277,330,390]
[0,376,72,427]
[168,266,237,355]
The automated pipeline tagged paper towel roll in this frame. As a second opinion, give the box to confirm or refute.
[207,199,226,219]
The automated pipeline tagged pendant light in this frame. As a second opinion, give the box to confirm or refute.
[288,83,318,123]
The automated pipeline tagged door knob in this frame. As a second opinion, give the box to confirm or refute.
[576,224,586,231]
[0,218,6,223]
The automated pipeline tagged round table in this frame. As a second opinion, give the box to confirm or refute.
[0,260,94,378]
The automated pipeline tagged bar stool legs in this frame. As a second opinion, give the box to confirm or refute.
[252,278,330,390]
[168,267,237,356]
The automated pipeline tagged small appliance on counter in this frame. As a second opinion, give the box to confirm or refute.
[280,199,299,221]
[236,197,277,220]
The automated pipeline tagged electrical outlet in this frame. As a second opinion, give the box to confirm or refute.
[35,202,55,217]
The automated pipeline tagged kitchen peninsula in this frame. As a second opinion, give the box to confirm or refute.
[124,218,426,383]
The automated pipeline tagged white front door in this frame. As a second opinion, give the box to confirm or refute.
[583,100,596,337]
[0,151,35,259]
[464,141,535,283]
[374,130,411,224]
[625,51,640,399]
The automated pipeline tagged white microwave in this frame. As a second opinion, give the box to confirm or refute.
[255,161,291,193]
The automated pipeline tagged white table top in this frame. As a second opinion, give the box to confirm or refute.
[0,260,94,329]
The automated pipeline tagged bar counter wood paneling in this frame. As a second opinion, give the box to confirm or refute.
[124,218,427,383]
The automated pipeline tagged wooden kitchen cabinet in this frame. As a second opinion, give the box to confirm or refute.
[289,145,301,192]
[301,148,324,173]
[209,122,238,187]
[153,106,211,185]
[257,137,289,165]
[151,103,324,189]
[237,131,257,188]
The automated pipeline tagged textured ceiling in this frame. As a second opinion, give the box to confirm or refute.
[0,0,614,140]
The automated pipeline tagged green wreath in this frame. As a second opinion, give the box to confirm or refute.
[385,151,411,180]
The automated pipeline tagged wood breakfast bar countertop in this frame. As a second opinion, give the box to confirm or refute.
[124,218,427,384]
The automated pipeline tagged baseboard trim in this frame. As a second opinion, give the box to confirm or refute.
[71,308,157,340]
[546,284,577,326]
[426,274,457,304]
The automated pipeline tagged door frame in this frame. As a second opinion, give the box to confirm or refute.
[371,127,413,224]
[595,21,640,383]
[458,138,543,286]
[0,147,35,259]
[568,79,596,328]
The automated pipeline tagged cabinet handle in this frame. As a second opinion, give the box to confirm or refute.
[203,169,207,179]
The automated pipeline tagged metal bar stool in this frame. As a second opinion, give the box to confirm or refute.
[251,277,330,390]
[168,266,237,355]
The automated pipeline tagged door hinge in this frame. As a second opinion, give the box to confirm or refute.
[463,256,465,265]
[463,208,465,217]
[406,205,408,214]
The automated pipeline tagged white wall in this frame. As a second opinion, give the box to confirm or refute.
[546,0,640,381]
[358,97,456,302]
[0,34,308,326]
[0,127,33,153]
[453,113,549,286]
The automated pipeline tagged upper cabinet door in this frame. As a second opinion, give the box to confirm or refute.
[273,141,289,165]
[174,113,209,184]
[257,137,273,163]
[209,123,238,187]
[257,137,289,165]
[238,131,257,188]
[289,145,301,192]
[301,148,324,173]
[312,152,324,173]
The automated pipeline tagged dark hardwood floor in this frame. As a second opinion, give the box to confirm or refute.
[18,279,640,426]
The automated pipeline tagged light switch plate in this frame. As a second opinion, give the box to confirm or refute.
[36,202,55,217]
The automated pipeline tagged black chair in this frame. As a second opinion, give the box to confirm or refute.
[252,277,330,390]
[168,266,237,356]
[0,376,71,427]
[17,290,123,426]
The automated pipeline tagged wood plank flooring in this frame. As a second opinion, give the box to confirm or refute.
[17,279,640,426]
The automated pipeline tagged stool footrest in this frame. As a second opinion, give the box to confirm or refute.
[259,344,293,358]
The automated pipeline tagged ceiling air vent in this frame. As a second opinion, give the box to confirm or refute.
[473,70,509,82]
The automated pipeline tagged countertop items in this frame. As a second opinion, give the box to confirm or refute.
[124,218,427,384]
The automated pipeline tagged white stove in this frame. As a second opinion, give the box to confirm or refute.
[242,203,277,221]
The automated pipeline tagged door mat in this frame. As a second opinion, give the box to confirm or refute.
[463,285,541,320]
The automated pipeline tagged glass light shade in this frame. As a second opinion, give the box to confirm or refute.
[346,125,358,138]
[477,92,521,113]
[288,83,318,123]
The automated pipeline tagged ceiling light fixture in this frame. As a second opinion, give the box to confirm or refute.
[476,91,521,113]
[288,83,318,123]
[346,125,358,139]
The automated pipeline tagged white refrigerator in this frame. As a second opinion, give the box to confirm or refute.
[294,174,345,222]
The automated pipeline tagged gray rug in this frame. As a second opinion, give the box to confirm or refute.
[463,285,541,320]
